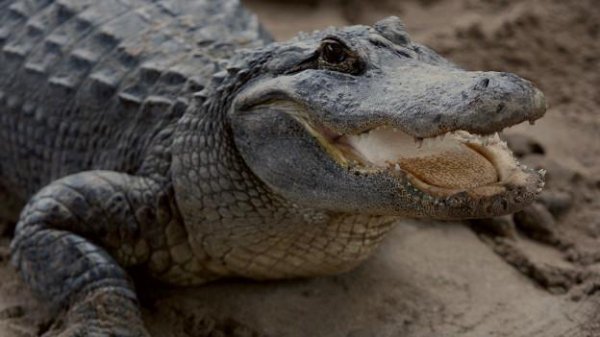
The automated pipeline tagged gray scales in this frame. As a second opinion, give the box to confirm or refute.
[0,0,546,336]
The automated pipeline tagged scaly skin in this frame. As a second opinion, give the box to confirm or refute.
[0,1,546,336]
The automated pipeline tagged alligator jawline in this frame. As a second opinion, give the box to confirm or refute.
[302,121,540,194]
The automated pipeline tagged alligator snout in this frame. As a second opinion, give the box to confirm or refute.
[462,71,546,134]
[304,65,548,138]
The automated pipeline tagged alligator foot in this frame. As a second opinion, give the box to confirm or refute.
[9,172,164,337]
[43,291,149,337]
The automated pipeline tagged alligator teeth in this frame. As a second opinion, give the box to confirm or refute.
[308,121,537,191]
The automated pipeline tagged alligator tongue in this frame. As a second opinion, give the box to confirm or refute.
[342,126,499,189]
[398,146,498,189]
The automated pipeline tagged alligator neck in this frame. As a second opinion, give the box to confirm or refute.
[171,59,398,280]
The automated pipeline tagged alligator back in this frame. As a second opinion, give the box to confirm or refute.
[0,0,269,201]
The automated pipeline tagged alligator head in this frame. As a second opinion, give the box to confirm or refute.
[228,16,546,220]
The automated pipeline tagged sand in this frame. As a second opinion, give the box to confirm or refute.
[1,0,599,336]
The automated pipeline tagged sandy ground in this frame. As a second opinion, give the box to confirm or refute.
[1,0,600,336]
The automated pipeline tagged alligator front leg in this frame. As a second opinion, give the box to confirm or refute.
[10,171,163,337]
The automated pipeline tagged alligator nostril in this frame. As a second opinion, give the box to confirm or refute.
[477,78,490,89]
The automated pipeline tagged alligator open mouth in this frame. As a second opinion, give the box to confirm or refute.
[301,120,542,196]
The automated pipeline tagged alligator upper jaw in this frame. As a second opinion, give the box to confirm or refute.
[303,121,544,197]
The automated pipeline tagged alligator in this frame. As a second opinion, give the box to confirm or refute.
[0,0,546,335]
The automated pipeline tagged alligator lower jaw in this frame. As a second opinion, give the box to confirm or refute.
[305,122,544,197]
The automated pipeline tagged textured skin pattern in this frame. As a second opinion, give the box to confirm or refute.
[0,0,271,335]
[0,1,399,335]
[0,0,266,198]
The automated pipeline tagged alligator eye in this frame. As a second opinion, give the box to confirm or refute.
[313,37,365,75]
[321,39,348,64]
